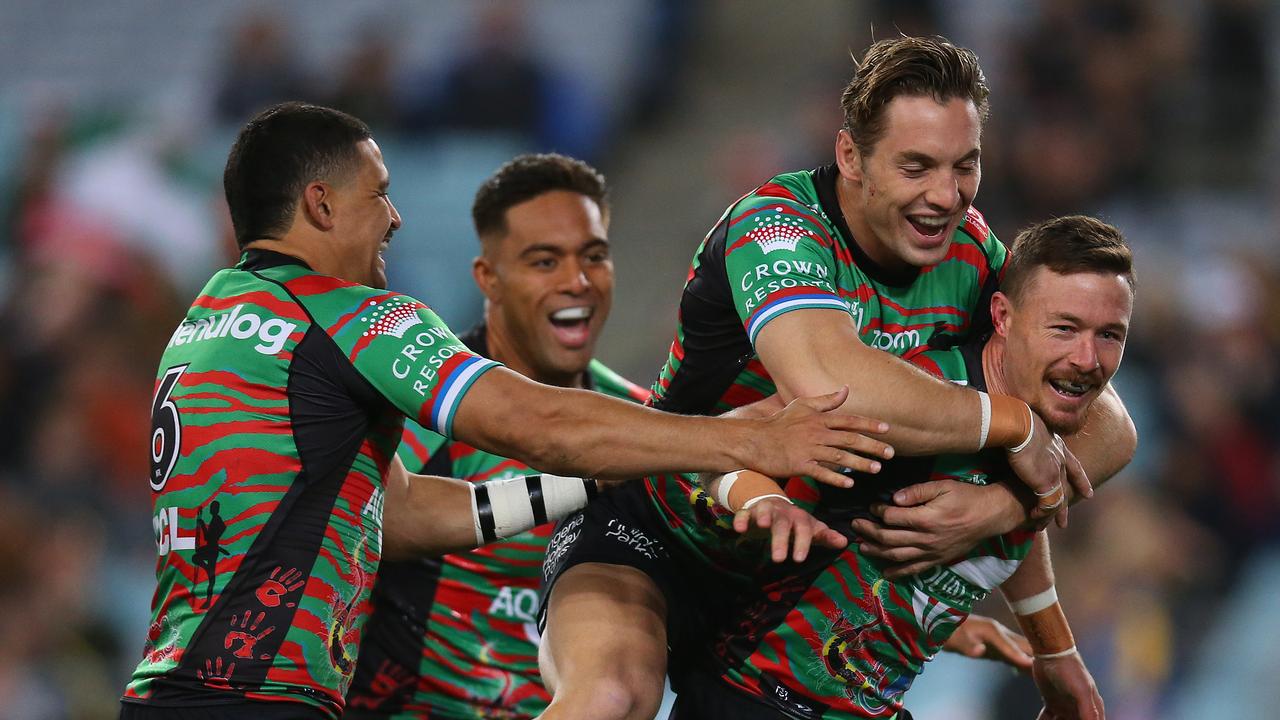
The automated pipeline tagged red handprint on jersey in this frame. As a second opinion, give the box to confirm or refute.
[224,610,276,660]
[196,656,237,690]
[255,566,305,608]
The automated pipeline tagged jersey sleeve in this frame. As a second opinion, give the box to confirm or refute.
[295,280,499,438]
[723,196,848,346]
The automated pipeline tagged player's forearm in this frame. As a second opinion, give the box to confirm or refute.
[1000,532,1079,660]
[382,463,479,560]
[500,389,749,479]
[774,338,987,455]
[451,371,747,479]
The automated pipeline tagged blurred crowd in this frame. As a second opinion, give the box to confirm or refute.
[0,1,1276,718]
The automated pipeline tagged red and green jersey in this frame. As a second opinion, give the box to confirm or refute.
[345,326,648,720]
[642,164,1004,563]
[123,251,498,718]
[636,165,1007,718]
[699,341,1036,720]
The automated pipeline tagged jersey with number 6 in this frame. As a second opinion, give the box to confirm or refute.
[123,250,498,718]
[346,325,649,719]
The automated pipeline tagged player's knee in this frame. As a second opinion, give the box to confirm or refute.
[547,673,664,720]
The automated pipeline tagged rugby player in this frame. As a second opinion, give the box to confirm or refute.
[535,36,1135,720]
[673,215,1130,719]
[119,103,891,720]
[341,154,648,718]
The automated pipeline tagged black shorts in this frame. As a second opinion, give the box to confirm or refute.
[537,480,731,670]
[119,699,328,720]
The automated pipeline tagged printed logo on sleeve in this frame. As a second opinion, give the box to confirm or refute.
[360,298,427,339]
[748,207,810,255]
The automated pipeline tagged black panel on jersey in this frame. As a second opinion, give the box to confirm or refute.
[651,209,761,415]
[345,446,452,716]
[151,262,396,707]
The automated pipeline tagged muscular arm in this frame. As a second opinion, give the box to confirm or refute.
[756,309,986,455]
[1062,384,1135,498]
[449,366,883,483]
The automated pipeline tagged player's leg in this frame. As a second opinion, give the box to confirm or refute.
[538,562,668,720]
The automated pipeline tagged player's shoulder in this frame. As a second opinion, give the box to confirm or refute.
[733,168,824,216]
[945,205,1006,269]
[281,273,436,336]
[587,359,651,404]
[955,207,1003,251]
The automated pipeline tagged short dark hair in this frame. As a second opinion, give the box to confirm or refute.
[471,153,609,241]
[223,102,372,248]
[841,36,990,156]
[1002,215,1135,302]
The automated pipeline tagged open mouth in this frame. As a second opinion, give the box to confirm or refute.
[1048,378,1095,400]
[548,306,593,348]
[906,214,951,243]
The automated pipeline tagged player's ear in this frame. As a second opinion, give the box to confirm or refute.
[300,181,336,231]
[835,129,863,184]
[991,291,1013,337]
[472,254,500,302]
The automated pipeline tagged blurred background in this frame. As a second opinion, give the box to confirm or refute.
[0,0,1276,718]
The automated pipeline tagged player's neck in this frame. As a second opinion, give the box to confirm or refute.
[981,337,1011,396]
[484,315,587,390]
[245,237,332,276]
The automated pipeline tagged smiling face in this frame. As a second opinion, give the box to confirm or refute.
[474,190,613,386]
[838,95,981,272]
[994,268,1133,434]
[332,139,401,288]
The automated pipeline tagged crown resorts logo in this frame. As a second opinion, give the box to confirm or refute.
[749,207,810,255]
[360,298,426,338]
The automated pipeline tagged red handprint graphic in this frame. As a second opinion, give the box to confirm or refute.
[255,566,305,608]
[196,656,237,689]
[347,660,414,709]
[224,610,276,660]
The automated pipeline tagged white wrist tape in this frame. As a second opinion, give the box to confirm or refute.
[716,471,743,510]
[740,494,793,511]
[1035,646,1079,660]
[471,473,598,545]
[977,391,991,450]
[1008,404,1035,454]
[1010,586,1058,615]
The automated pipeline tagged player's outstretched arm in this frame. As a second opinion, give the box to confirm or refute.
[756,310,1089,524]
[1000,533,1105,720]
[449,366,893,485]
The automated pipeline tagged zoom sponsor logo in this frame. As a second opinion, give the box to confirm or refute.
[167,305,297,355]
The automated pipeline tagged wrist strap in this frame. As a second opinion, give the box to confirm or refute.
[471,473,594,544]
[977,391,992,450]
[716,471,742,510]
[1009,586,1058,615]
[740,494,793,511]
[1012,589,1076,657]
[1035,646,1079,660]
[987,394,1034,449]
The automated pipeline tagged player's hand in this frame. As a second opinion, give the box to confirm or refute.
[732,496,848,563]
[748,386,893,488]
[941,615,1032,672]
[1006,413,1091,529]
[850,480,1025,578]
[1032,652,1105,720]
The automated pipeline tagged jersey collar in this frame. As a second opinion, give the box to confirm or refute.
[238,249,313,272]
